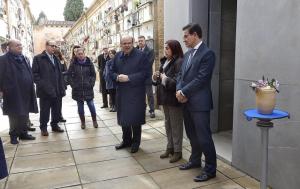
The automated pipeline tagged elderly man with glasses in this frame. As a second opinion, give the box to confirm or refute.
[32,40,66,136]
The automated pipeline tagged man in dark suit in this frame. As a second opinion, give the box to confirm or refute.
[32,40,65,136]
[111,36,150,153]
[137,36,155,118]
[0,40,38,144]
[176,23,217,182]
[97,47,110,108]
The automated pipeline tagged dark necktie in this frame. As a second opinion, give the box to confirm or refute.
[185,49,196,70]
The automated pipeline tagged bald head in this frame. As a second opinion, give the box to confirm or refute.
[120,36,134,54]
[8,39,22,55]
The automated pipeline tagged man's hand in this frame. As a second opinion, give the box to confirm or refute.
[152,71,160,81]
[118,74,129,82]
[176,90,188,103]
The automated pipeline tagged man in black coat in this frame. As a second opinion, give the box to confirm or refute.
[0,40,38,144]
[32,40,65,136]
[176,23,217,182]
[97,47,110,108]
[111,36,150,153]
[137,36,156,118]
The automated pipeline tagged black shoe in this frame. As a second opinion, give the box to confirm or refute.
[130,147,139,153]
[179,161,201,170]
[59,117,66,123]
[150,112,155,118]
[19,134,36,140]
[194,172,216,182]
[101,105,108,108]
[52,126,64,133]
[10,136,19,145]
[115,142,131,150]
[27,127,36,131]
[41,130,49,136]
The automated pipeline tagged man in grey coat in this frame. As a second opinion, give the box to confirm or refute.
[137,35,155,118]
[110,36,150,153]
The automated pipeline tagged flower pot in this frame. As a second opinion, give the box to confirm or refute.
[255,87,276,114]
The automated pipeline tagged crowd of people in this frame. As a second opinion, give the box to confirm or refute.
[0,23,217,182]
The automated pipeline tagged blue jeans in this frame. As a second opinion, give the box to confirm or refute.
[77,100,96,116]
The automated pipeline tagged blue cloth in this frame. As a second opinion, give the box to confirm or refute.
[77,99,96,116]
[244,109,289,121]
[110,48,149,126]
[104,60,116,90]
[77,58,87,65]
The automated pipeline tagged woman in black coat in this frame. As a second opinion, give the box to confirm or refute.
[152,40,184,163]
[68,48,97,129]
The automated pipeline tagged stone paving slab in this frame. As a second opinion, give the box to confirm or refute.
[73,146,131,165]
[77,157,146,184]
[82,174,160,189]
[6,166,80,189]
[11,151,75,173]
[16,140,71,157]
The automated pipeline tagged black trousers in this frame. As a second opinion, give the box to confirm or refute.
[58,97,63,118]
[100,74,108,106]
[108,89,116,106]
[8,114,28,137]
[39,97,60,131]
[183,107,217,175]
[121,125,142,148]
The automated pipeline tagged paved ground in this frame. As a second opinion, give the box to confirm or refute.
[0,88,261,189]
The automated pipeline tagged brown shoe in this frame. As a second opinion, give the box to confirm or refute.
[169,152,182,163]
[160,148,174,159]
[41,130,49,136]
[93,121,98,128]
[92,114,98,128]
[79,115,86,129]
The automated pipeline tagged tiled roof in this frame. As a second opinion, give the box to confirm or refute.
[44,20,75,27]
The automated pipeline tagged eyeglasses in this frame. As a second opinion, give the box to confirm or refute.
[48,45,57,48]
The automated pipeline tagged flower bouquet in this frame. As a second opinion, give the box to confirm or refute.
[250,76,279,114]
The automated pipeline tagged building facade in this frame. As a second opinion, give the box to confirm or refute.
[0,0,9,44]
[0,0,35,59]
[165,0,300,188]
[64,0,164,65]
[33,19,74,56]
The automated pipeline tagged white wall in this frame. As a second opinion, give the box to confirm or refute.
[164,0,190,52]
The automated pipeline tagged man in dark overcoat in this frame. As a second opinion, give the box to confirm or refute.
[32,40,65,136]
[137,35,156,118]
[0,40,38,144]
[110,36,150,153]
[97,47,110,108]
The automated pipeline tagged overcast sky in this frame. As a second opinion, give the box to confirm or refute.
[28,0,94,21]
